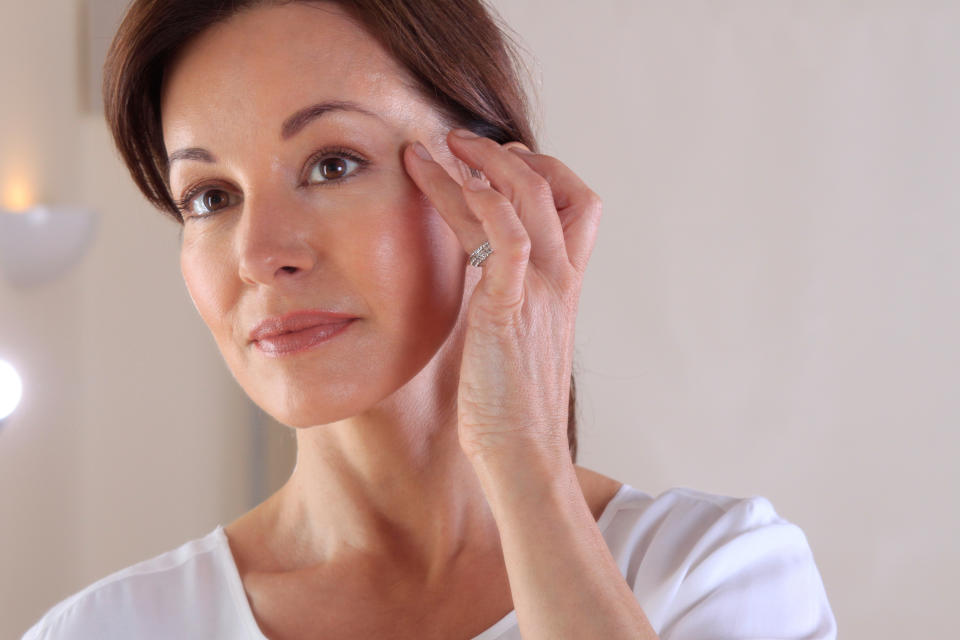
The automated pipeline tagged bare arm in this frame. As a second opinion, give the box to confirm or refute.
[471,448,659,640]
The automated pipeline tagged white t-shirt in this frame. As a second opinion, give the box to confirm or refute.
[22,484,837,639]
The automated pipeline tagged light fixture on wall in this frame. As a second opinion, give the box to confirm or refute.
[0,181,98,288]
[0,181,97,427]
[0,359,23,427]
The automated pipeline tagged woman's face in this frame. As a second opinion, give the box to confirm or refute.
[162,2,471,427]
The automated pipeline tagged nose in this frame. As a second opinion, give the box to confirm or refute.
[236,191,318,286]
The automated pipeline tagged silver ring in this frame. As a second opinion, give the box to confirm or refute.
[469,240,493,267]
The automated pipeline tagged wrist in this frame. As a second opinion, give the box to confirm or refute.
[467,441,578,516]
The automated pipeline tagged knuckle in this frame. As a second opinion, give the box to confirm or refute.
[558,268,581,292]
[585,189,603,211]
[521,176,553,206]
[509,244,531,264]
[507,230,531,258]
[580,191,603,221]
[492,195,516,216]
[540,155,565,174]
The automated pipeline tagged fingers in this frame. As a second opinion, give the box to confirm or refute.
[502,148,603,276]
[402,141,489,262]
[445,130,569,271]
[403,141,529,305]
[403,130,603,289]
[460,176,530,306]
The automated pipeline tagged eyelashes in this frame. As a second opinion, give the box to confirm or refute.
[174,145,371,219]
[175,185,239,218]
[302,146,368,186]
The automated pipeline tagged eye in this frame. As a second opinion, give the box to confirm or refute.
[306,152,363,185]
[179,187,241,219]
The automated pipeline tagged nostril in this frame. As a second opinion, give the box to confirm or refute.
[281,266,298,273]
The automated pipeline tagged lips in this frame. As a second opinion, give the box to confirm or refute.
[249,310,357,344]
[253,320,354,356]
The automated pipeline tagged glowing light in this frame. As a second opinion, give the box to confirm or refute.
[0,359,23,421]
[2,178,36,212]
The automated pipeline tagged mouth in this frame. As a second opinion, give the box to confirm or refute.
[252,318,356,357]
[249,309,358,342]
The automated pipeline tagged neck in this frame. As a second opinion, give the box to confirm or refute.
[262,311,502,585]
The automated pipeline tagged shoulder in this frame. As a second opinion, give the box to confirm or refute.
[601,485,837,640]
[22,527,232,640]
[600,482,801,532]
[574,465,626,521]
[621,485,786,537]
[605,484,817,574]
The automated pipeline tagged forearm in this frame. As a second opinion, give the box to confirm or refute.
[470,447,659,640]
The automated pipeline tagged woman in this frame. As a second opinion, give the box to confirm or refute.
[24,1,836,639]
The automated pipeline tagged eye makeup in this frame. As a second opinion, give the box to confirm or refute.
[299,145,370,186]
[173,143,372,219]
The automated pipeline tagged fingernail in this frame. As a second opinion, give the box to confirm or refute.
[452,128,480,139]
[464,176,487,191]
[509,146,533,155]
[412,141,433,161]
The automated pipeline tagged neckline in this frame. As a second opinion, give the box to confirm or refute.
[216,482,633,639]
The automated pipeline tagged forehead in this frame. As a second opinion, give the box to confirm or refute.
[161,2,436,145]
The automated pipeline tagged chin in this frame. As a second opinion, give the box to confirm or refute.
[259,366,418,430]
[256,380,373,430]
[262,403,358,430]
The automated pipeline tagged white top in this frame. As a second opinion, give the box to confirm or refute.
[22,484,837,639]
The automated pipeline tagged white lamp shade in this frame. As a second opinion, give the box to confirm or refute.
[0,206,98,288]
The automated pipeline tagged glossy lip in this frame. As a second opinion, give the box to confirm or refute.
[248,309,358,344]
[253,319,356,357]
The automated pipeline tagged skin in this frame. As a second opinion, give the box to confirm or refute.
[162,2,629,637]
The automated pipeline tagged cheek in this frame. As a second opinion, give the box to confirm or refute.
[180,248,234,329]
[357,185,466,331]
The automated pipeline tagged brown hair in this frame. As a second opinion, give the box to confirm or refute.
[103,0,579,462]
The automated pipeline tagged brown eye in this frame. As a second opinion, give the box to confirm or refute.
[307,154,361,184]
[320,158,347,179]
[203,190,229,211]
[182,187,239,218]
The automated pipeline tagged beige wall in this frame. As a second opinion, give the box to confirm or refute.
[1,0,259,634]
[1,1,956,638]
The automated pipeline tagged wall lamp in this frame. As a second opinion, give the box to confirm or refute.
[0,184,98,288]
[0,359,23,426]
[0,182,98,427]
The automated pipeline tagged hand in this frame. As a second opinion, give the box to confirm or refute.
[402,129,602,463]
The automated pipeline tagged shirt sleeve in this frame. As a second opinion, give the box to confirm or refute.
[636,493,837,640]
[21,621,42,640]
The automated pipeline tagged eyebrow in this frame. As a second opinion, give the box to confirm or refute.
[168,147,216,165]
[166,100,382,165]
[281,100,382,140]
